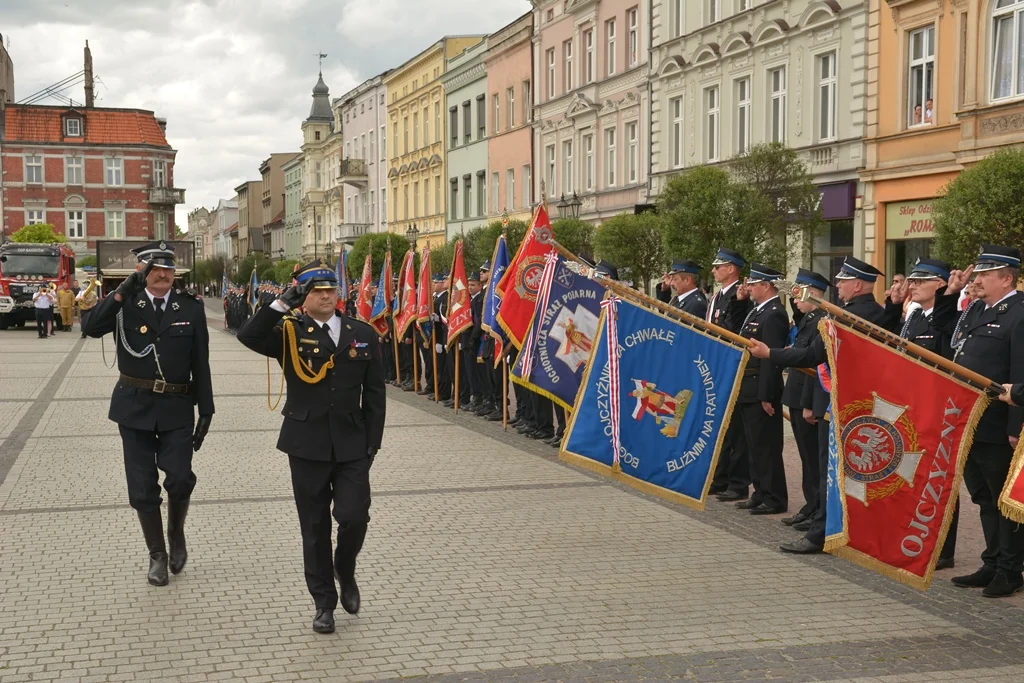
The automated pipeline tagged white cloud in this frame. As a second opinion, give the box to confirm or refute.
[4,0,530,231]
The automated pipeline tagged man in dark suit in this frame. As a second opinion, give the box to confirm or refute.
[707,247,755,500]
[734,264,790,515]
[83,241,214,587]
[432,273,452,402]
[779,269,829,529]
[236,259,387,632]
[665,259,708,319]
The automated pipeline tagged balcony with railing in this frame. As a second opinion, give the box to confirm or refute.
[149,186,186,205]
[336,222,371,244]
[338,158,368,188]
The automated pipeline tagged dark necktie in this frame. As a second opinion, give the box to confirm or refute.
[322,322,335,348]
[153,297,164,323]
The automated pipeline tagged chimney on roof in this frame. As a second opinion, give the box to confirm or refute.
[156,117,167,133]
[84,40,94,108]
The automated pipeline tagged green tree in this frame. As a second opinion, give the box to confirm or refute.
[193,259,211,286]
[429,238,455,276]
[347,233,411,282]
[593,212,666,294]
[259,264,277,282]
[552,218,595,258]
[933,149,1024,267]
[76,255,97,268]
[462,223,503,271]
[207,257,225,285]
[273,259,299,284]
[233,252,273,285]
[10,224,66,244]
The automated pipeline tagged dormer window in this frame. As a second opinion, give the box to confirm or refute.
[65,118,82,137]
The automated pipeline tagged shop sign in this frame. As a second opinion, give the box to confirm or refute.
[886,200,934,241]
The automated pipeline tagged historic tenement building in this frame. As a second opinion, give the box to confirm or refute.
[443,39,491,237]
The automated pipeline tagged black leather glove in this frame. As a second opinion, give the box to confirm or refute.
[193,415,212,452]
[367,447,378,468]
[116,263,152,299]
[278,281,313,310]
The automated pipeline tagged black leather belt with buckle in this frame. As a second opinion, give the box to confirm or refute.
[119,374,190,394]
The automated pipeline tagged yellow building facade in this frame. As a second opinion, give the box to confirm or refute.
[862,0,1024,282]
[384,35,485,248]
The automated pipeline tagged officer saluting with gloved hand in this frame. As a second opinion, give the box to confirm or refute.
[83,241,214,587]
[236,259,386,634]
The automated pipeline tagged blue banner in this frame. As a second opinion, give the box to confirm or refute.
[482,235,511,352]
[824,413,848,548]
[562,298,748,509]
[247,268,259,313]
[511,256,604,409]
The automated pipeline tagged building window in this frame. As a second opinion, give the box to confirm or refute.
[421,183,428,219]
[547,48,556,99]
[403,116,410,153]
[370,131,376,160]
[546,144,556,197]
[153,159,167,187]
[492,171,501,214]
[562,139,574,194]
[370,190,376,221]
[105,211,125,238]
[449,107,459,148]
[563,40,574,92]
[506,169,515,211]
[607,19,617,77]
[26,209,45,225]
[523,165,532,208]
[493,94,500,135]
[67,210,85,239]
[670,0,684,37]
[464,176,472,218]
[422,107,430,145]
[705,87,720,162]
[627,121,638,183]
[737,0,750,9]
[463,103,472,144]
[769,66,787,143]
[25,154,43,184]
[992,0,1024,100]
[315,131,321,141]
[583,133,595,191]
[523,80,532,123]
[435,177,441,215]
[706,0,719,24]
[155,212,167,240]
[413,181,420,219]
[628,8,639,66]
[477,97,486,138]
[65,156,83,185]
[605,128,617,187]
[584,29,595,84]
[382,188,388,222]
[670,96,684,167]
[381,125,387,160]
[403,184,410,220]
[65,118,82,137]
[818,51,838,140]
[450,180,459,220]
[434,103,441,145]
[507,87,516,129]
[315,161,322,189]
[909,26,936,125]
[736,78,751,155]
[105,157,123,186]
[413,113,419,150]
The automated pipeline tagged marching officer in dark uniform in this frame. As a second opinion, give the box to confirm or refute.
[779,269,830,529]
[236,259,387,632]
[749,256,892,554]
[734,264,790,515]
[707,247,755,501]
[83,241,214,587]
[665,259,708,319]
[946,246,1024,597]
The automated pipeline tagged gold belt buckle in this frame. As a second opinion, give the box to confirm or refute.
[152,379,167,394]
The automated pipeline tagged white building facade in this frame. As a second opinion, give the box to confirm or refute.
[649,0,868,277]
[443,39,491,237]
[210,198,238,261]
[335,73,390,247]
[283,155,303,260]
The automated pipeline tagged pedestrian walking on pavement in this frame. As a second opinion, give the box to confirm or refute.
[236,259,386,634]
[83,241,215,587]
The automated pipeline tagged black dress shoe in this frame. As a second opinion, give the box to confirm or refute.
[982,571,1024,598]
[793,519,813,532]
[416,388,431,395]
[716,490,747,502]
[749,503,785,515]
[516,422,535,433]
[486,411,504,422]
[312,609,335,633]
[340,579,361,614]
[508,416,521,427]
[708,484,728,495]
[735,499,762,510]
[952,566,997,588]
[779,538,824,554]
[441,399,455,408]
[781,511,810,526]
[935,557,955,571]
[528,429,555,440]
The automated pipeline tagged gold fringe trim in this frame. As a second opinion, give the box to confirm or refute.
[560,451,707,511]
[999,426,1024,523]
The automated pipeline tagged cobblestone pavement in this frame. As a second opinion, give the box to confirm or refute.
[0,306,1022,682]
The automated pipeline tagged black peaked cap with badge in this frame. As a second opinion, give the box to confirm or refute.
[835,256,882,283]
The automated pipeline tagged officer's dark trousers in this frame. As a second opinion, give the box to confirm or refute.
[513,381,532,423]
[475,355,494,403]
[741,401,787,511]
[458,345,473,403]
[398,341,413,382]
[789,409,820,516]
[712,413,751,494]
[533,392,554,434]
[435,347,450,399]
[35,307,53,338]
[288,454,371,611]
[805,421,831,548]
[118,425,196,512]
[419,341,433,390]
[963,441,1024,574]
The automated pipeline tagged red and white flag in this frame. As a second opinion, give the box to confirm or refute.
[355,254,374,323]
[496,205,553,347]
[446,240,473,348]
[394,250,417,338]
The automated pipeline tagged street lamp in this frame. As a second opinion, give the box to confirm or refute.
[405,223,419,250]
[569,192,583,219]
[557,193,570,219]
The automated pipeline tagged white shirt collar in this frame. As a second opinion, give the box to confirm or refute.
[310,314,341,345]
[755,295,780,311]
[144,288,172,309]
[719,280,738,295]
[985,290,1017,310]
[676,289,697,302]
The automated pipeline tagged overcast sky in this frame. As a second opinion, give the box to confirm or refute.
[5,0,531,231]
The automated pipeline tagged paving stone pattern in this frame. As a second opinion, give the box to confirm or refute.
[0,312,1022,682]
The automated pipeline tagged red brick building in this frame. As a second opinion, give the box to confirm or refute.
[0,104,184,254]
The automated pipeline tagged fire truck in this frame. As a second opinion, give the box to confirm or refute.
[0,242,77,329]
[95,240,195,295]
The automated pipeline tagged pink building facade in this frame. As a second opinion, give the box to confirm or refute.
[484,12,535,224]
[530,0,650,222]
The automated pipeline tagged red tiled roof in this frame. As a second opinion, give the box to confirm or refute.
[3,104,171,147]
[227,223,239,234]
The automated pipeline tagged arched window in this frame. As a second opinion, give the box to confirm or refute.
[992,0,1024,100]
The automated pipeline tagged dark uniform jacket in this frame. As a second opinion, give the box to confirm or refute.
[434,291,449,347]
[739,297,789,403]
[84,288,215,431]
[952,292,1024,444]
[708,281,753,333]
[236,306,387,462]
[469,291,485,358]
[781,308,826,412]
[888,287,958,359]
[672,290,709,319]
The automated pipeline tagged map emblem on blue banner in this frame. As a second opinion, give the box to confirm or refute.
[561,298,748,509]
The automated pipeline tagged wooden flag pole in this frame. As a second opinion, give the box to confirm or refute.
[431,324,439,402]
[412,334,419,392]
[454,340,461,414]
[392,331,401,383]
[502,354,509,431]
